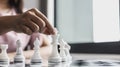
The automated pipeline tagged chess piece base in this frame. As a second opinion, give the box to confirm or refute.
[48,57,62,63]
[0,59,9,66]
[31,58,42,65]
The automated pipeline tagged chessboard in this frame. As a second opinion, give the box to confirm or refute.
[1,34,120,67]
[8,59,120,67]
[0,34,72,67]
[73,59,120,67]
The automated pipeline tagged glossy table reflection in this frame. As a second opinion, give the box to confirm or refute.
[7,53,120,67]
[8,59,120,67]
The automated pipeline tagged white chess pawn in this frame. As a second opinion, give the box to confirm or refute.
[48,34,62,63]
[0,44,9,66]
[31,38,42,65]
[63,41,72,61]
[59,39,67,62]
[14,40,25,67]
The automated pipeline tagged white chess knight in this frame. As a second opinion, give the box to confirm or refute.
[31,38,42,64]
[14,40,25,64]
[0,44,9,66]
[63,40,72,61]
[48,34,62,63]
[59,39,67,62]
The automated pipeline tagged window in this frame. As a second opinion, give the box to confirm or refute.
[55,0,120,54]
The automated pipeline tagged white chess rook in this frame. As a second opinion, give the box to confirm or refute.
[0,44,9,66]
[59,39,67,62]
[31,38,42,65]
[48,34,62,63]
[14,40,25,64]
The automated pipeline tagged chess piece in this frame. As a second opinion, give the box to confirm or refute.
[48,34,62,63]
[0,44,9,66]
[31,38,42,65]
[63,41,72,61]
[59,39,67,62]
[14,40,25,67]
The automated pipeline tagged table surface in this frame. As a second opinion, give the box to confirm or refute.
[6,53,120,67]
[8,59,120,67]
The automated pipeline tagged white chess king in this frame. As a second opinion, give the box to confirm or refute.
[48,34,62,63]
[31,38,42,64]
[0,44,9,66]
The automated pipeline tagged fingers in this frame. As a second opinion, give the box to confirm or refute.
[21,25,33,35]
[41,27,51,35]
[23,19,39,32]
[41,27,58,35]
[28,8,55,34]
[24,11,46,31]
[17,8,55,35]
[16,23,38,35]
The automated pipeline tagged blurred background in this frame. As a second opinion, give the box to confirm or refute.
[24,0,120,54]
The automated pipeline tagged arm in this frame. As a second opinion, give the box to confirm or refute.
[0,16,18,35]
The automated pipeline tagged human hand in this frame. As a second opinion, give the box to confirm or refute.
[13,8,55,35]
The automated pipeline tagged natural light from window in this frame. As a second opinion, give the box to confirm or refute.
[93,0,119,42]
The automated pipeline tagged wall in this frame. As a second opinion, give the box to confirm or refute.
[23,0,39,10]
[57,0,119,43]
[57,0,93,43]
[93,0,119,42]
